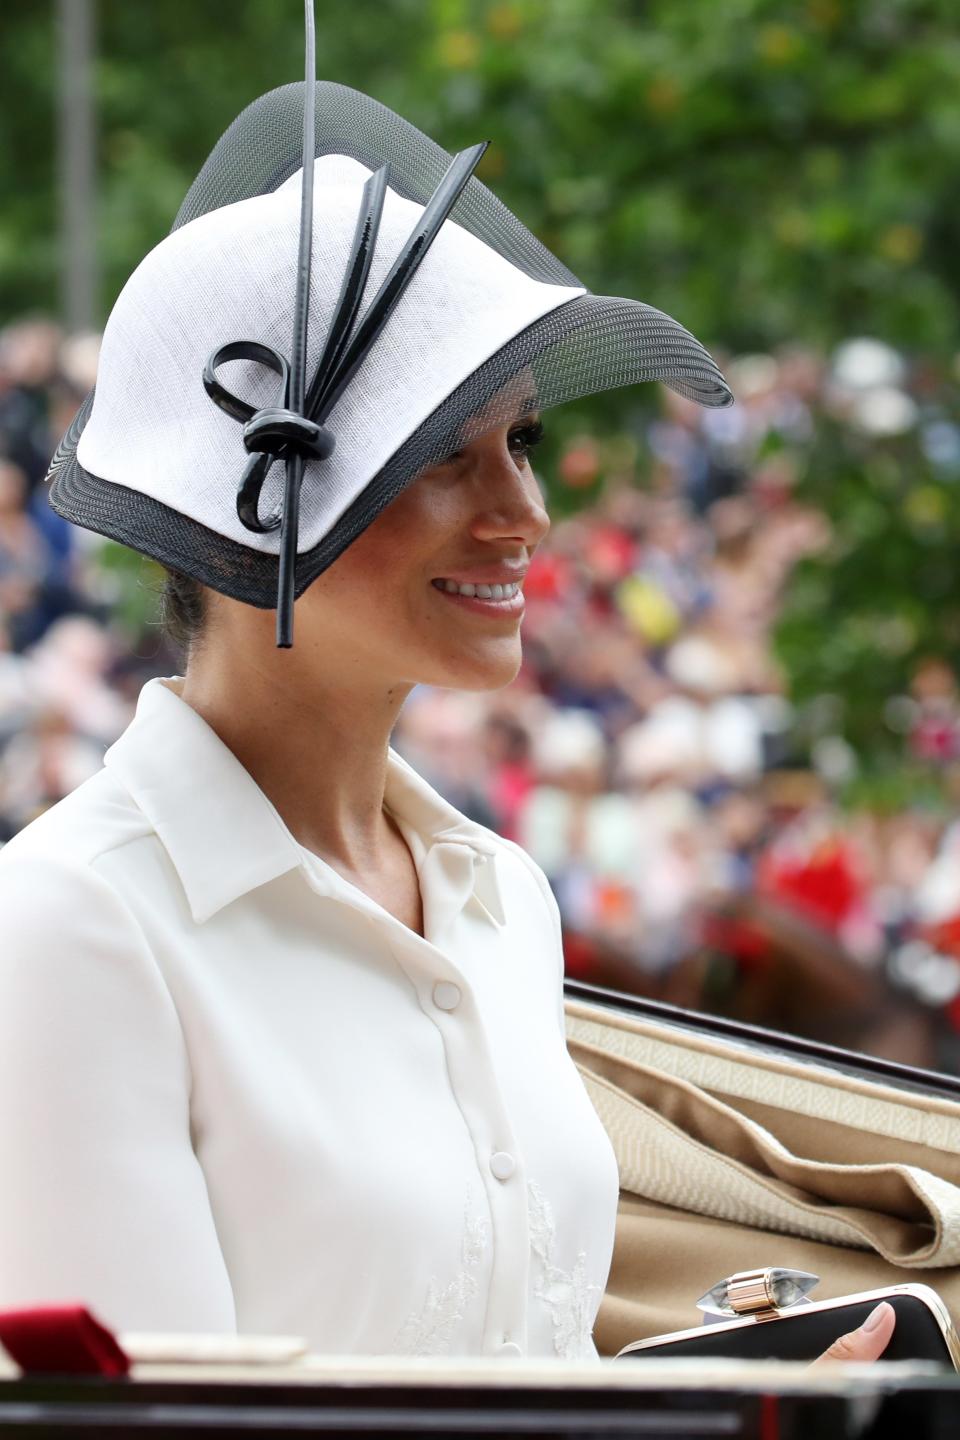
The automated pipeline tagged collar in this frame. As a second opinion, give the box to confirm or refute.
[103,676,504,928]
[383,753,506,931]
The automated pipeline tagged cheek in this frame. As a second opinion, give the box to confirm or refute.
[312,544,394,615]
[381,477,462,541]
[311,487,450,611]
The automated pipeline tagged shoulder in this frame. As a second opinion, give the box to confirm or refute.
[0,771,185,1037]
[0,766,157,930]
[1,764,152,870]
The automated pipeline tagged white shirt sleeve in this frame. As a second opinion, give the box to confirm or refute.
[0,854,236,1335]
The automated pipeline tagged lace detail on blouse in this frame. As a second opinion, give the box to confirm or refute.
[394,1209,488,1356]
[528,1180,600,1360]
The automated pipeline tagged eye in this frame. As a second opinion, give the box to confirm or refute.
[508,418,544,463]
[430,418,545,471]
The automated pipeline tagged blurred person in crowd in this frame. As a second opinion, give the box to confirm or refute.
[392,687,498,830]
[914,816,960,936]
[0,318,64,491]
[0,448,85,652]
[708,786,770,895]
[480,708,535,842]
[25,614,131,744]
[868,810,945,942]
[0,615,30,750]
[0,706,104,841]
[755,794,883,962]
[908,658,960,765]
[538,617,645,735]
[518,709,631,906]
[626,496,711,627]
[614,707,716,973]
[0,456,54,650]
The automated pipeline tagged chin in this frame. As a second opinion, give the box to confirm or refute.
[423,642,522,693]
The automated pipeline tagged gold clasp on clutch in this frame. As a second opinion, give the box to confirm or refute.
[697,1268,820,1323]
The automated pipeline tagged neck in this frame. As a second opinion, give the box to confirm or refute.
[177,639,412,871]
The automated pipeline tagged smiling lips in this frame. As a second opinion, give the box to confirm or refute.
[430,574,525,614]
[432,578,522,600]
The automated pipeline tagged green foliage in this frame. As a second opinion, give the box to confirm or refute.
[775,395,960,786]
[3,0,959,353]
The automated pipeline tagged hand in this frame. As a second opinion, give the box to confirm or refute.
[810,1302,895,1366]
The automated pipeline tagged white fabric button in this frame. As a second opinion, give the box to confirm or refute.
[497,1341,523,1358]
[489,1151,516,1181]
[432,981,461,1012]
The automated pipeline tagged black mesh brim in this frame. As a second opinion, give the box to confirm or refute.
[49,291,731,607]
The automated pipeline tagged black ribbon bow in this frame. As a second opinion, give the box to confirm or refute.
[202,2,487,647]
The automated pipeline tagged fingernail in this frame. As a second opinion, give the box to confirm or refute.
[862,1302,892,1333]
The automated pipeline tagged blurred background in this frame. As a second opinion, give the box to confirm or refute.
[2,0,960,1069]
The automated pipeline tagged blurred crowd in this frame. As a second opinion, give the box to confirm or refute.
[3,314,960,1067]
[0,318,175,839]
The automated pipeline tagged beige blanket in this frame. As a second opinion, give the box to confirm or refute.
[565,1001,960,1355]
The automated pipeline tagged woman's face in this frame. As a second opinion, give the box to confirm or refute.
[265,414,550,693]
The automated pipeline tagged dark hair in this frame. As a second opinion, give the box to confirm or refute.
[160,568,208,655]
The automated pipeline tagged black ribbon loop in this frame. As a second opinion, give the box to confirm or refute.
[236,452,283,535]
[202,340,289,425]
[205,339,336,534]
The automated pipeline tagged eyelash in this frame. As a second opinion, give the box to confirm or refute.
[508,419,544,462]
[439,420,545,470]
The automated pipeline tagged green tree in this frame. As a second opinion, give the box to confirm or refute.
[3,0,959,354]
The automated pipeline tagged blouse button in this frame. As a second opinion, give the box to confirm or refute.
[489,1151,516,1181]
[432,981,461,1012]
[497,1341,523,1358]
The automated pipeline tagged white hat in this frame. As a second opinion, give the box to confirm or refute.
[48,78,732,641]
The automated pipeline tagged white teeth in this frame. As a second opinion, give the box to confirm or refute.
[434,579,523,599]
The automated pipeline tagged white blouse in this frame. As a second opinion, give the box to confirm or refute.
[0,676,619,1359]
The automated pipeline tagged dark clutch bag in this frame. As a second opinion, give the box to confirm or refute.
[617,1283,960,1368]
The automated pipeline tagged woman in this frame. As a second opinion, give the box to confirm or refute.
[0,77,893,1363]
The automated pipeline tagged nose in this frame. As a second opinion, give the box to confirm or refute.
[468,436,550,550]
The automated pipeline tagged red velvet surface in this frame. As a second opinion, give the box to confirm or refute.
[0,1304,129,1376]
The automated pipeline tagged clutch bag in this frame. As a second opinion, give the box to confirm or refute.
[617,1279,960,1368]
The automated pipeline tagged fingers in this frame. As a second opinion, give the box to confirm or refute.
[810,1302,896,1366]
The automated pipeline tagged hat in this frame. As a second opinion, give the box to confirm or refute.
[48,33,732,644]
